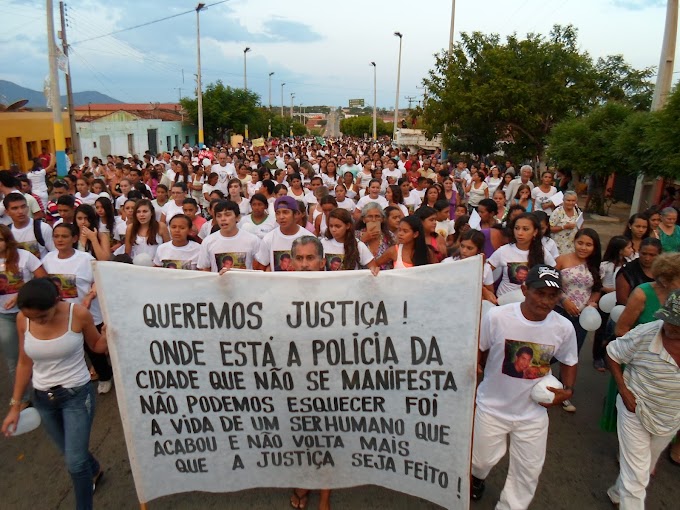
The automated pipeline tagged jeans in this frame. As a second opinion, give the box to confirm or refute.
[33,382,100,510]
[0,312,30,401]
[556,306,587,354]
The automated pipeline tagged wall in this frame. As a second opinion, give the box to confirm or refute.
[0,112,72,171]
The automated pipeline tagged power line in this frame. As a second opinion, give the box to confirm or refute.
[71,0,230,45]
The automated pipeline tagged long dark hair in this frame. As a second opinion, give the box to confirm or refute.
[602,235,631,266]
[510,213,545,268]
[401,216,431,266]
[0,224,20,274]
[623,213,650,240]
[575,228,603,293]
[130,199,160,246]
[74,204,100,254]
[95,197,116,234]
[326,208,360,270]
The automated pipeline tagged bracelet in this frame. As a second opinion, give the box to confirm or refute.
[9,397,20,407]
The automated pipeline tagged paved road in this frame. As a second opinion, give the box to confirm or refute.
[1,207,679,510]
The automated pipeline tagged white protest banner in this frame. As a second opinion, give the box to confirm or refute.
[94,259,481,509]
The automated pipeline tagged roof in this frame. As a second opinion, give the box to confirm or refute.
[73,103,182,112]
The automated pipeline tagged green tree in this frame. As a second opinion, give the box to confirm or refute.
[339,116,393,137]
[422,25,652,161]
[642,85,680,178]
[181,81,262,143]
[548,102,634,213]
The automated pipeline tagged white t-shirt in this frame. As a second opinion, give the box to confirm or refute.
[198,229,261,272]
[532,186,557,215]
[154,241,202,270]
[27,169,48,195]
[161,201,185,222]
[238,214,276,240]
[198,220,218,240]
[541,237,560,261]
[435,219,455,240]
[336,198,356,213]
[151,200,168,222]
[211,164,236,193]
[0,249,42,313]
[113,217,128,241]
[233,198,251,216]
[488,244,556,296]
[383,167,402,184]
[442,256,494,285]
[355,195,388,212]
[12,219,55,259]
[115,194,128,211]
[75,192,99,206]
[320,238,374,271]
[477,303,578,421]
[255,227,308,271]
[41,250,102,324]
[403,192,422,214]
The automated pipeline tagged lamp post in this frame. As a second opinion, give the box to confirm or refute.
[393,31,403,140]
[243,47,251,90]
[370,62,377,141]
[290,93,295,118]
[281,82,286,118]
[268,72,274,109]
[195,3,206,146]
[449,0,456,53]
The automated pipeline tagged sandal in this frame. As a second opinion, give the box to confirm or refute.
[93,469,104,493]
[290,489,309,509]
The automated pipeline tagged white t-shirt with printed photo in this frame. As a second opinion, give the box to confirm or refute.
[476,302,577,421]
[0,249,42,313]
[154,241,202,270]
[320,238,374,271]
[11,219,54,259]
[488,244,556,297]
[532,186,557,215]
[198,228,261,272]
[255,227,308,271]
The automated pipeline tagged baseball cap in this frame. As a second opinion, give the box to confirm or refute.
[654,289,680,326]
[524,265,562,290]
[274,196,298,212]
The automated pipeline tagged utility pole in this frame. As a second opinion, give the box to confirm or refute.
[268,72,274,110]
[174,87,182,103]
[393,32,403,139]
[47,0,67,176]
[631,0,678,213]
[448,0,456,53]
[281,82,285,118]
[59,2,80,165]
[195,3,206,147]
[370,62,377,140]
[405,96,416,110]
[290,93,295,119]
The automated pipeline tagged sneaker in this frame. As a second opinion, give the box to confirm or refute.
[562,399,576,413]
[593,358,606,372]
[471,476,485,501]
[97,380,112,394]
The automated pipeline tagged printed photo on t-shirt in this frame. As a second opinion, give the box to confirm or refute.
[19,241,40,259]
[273,250,294,272]
[162,259,192,270]
[325,254,344,271]
[0,271,24,295]
[49,274,78,299]
[502,339,555,380]
[215,252,246,271]
[507,262,530,285]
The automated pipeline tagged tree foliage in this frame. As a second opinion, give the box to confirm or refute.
[339,116,393,137]
[422,25,654,160]
[180,81,307,142]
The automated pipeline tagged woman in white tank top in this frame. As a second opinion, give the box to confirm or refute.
[1,278,107,510]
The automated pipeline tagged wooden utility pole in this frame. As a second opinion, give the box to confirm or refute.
[59,2,80,164]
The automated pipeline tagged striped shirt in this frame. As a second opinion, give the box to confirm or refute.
[607,320,680,435]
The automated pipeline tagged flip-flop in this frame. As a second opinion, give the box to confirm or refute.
[290,489,309,509]
[93,469,104,493]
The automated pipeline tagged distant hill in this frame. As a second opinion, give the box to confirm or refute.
[0,80,121,108]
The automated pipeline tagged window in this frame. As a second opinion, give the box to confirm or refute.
[26,141,38,160]
[127,134,135,155]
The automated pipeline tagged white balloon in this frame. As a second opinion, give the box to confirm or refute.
[579,306,602,332]
[599,292,617,314]
[9,407,41,436]
[133,253,153,267]
[481,300,495,318]
[610,305,626,323]
[497,289,525,306]
[531,374,564,404]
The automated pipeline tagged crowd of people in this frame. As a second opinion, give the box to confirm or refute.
[0,136,678,510]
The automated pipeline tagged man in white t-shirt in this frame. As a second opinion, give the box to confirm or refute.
[505,165,535,203]
[197,200,260,272]
[253,196,308,272]
[471,265,577,508]
[4,193,55,258]
[211,153,236,194]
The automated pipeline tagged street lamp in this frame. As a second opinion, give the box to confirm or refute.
[268,72,274,109]
[290,93,295,118]
[393,31,403,140]
[243,47,251,90]
[370,62,377,141]
[281,82,286,118]
[196,2,206,146]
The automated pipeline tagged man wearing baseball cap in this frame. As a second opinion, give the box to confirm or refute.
[606,289,680,508]
[253,196,308,272]
[472,264,578,509]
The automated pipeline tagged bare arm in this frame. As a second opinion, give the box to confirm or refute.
[541,362,576,408]
[76,304,107,353]
[1,315,34,435]
[606,352,636,412]
[615,287,645,337]
[374,245,397,267]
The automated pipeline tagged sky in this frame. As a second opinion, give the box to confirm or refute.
[1,0,677,110]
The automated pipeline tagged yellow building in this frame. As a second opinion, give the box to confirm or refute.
[0,111,72,171]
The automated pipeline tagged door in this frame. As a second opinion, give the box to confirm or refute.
[147,129,158,155]
[99,135,111,157]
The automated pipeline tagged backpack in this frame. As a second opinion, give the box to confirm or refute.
[11,219,45,247]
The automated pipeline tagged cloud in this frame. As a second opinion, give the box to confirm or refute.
[612,0,664,10]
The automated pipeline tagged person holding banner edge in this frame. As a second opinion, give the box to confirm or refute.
[472,264,578,509]
[2,278,108,510]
